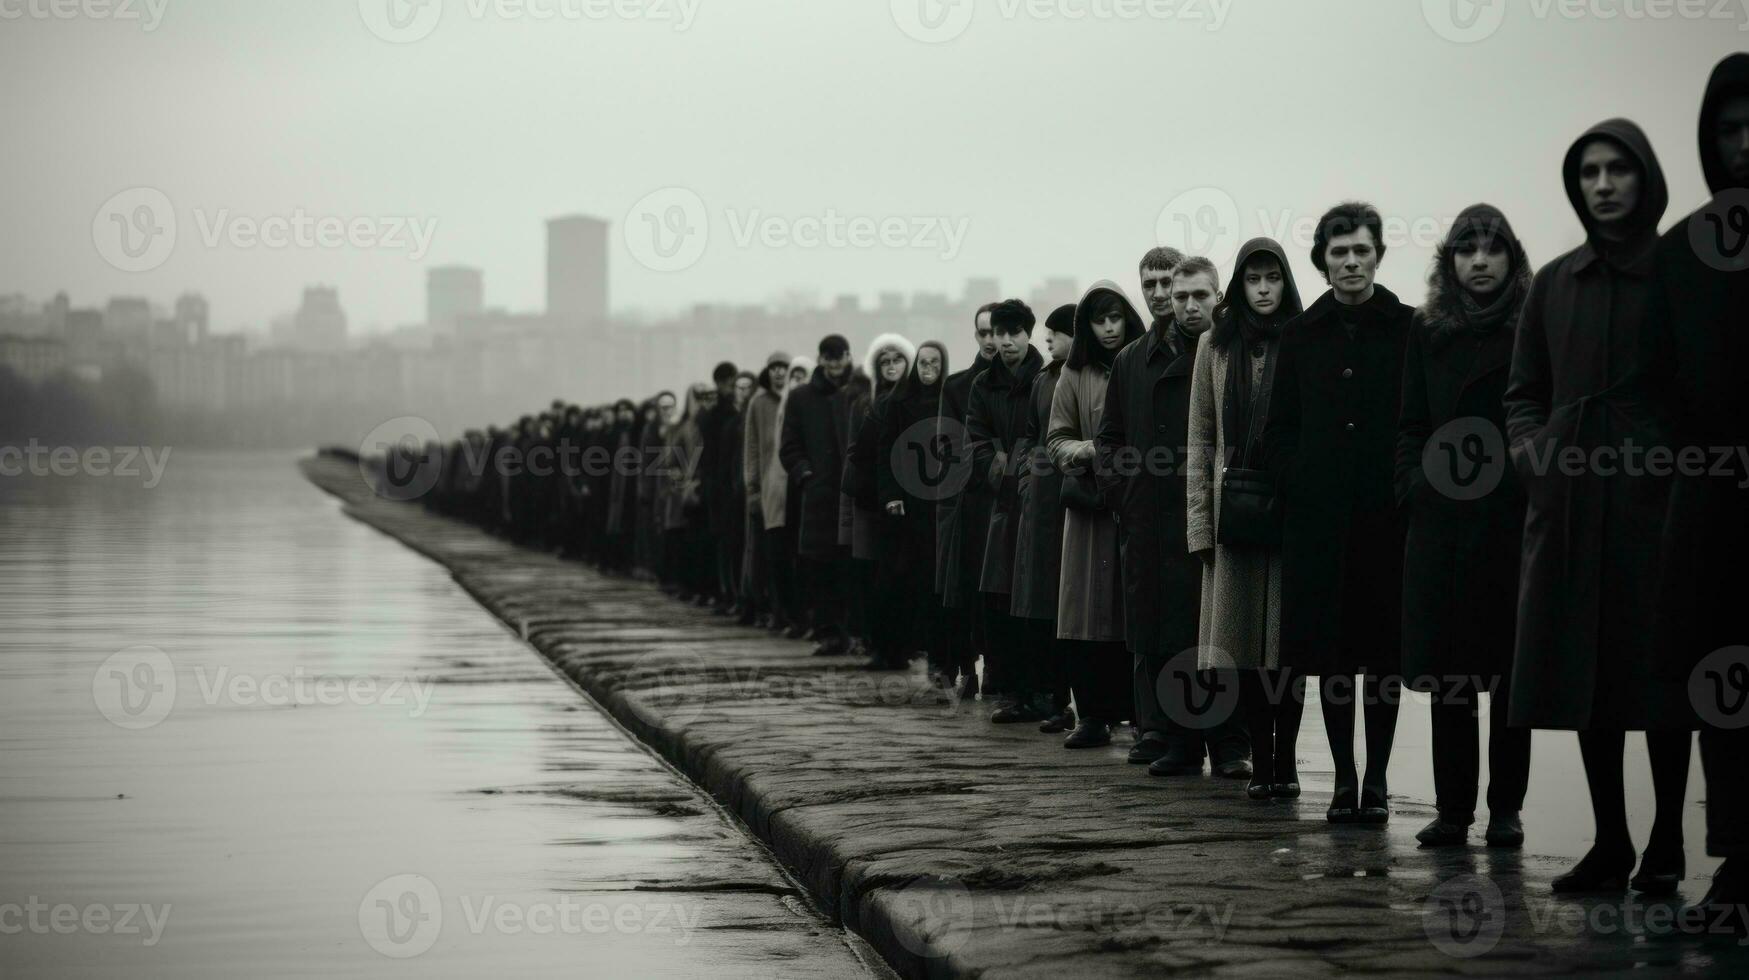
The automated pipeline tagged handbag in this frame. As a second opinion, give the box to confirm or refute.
[1216,343,1282,548]
[1060,469,1104,513]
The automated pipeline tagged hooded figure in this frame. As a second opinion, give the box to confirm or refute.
[1395,206,1535,846]
[877,341,952,675]
[1505,119,1692,894]
[1503,120,1688,731]
[1187,237,1305,672]
[1010,305,1076,624]
[1659,54,1749,896]
[967,334,1045,597]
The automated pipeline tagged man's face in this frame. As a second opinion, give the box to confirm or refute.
[734,376,754,408]
[994,328,1029,367]
[657,395,677,423]
[1242,258,1285,317]
[974,312,997,359]
[820,351,852,380]
[1171,271,1221,335]
[1578,139,1641,229]
[768,362,789,393]
[696,387,718,412]
[1323,227,1380,300]
[617,407,635,425]
[1453,236,1510,297]
[1045,328,1071,361]
[716,377,735,399]
[1140,264,1177,321]
[1716,94,1749,186]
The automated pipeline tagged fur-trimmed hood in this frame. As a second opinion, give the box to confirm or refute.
[1420,203,1533,350]
[862,333,918,394]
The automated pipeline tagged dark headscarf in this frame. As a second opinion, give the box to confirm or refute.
[1421,203,1533,352]
[1210,238,1303,453]
[894,340,949,410]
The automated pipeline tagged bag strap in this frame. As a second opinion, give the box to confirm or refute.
[1234,342,1279,469]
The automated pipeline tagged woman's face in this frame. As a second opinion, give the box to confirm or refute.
[879,351,910,384]
[656,395,677,423]
[1452,236,1511,297]
[1092,307,1127,350]
[789,366,808,388]
[1243,257,1285,316]
[768,362,789,393]
[916,347,943,386]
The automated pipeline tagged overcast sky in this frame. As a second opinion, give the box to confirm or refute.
[0,0,1739,334]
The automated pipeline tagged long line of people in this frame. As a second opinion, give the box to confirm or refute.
[408,59,1747,922]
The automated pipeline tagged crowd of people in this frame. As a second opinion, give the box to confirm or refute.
[401,56,1746,921]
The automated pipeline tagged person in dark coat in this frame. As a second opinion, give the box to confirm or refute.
[604,399,639,573]
[1055,281,1144,749]
[1504,120,1693,893]
[934,306,998,696]
[743,353,791,629]
[876,341,951,676]
[1098,249,1248,774]
[727,370,759,623]
[779,334,857,656]
[845,334,916,668]
[1659,53,1749,919]
[1259,201,1412,823]
[1012,304,1076,734]
[699,361,742,610]
[1395,204,1534,848]
[967,300,1047,720]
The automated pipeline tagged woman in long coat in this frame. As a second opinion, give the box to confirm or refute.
[1259,202,1414,823]
[1012,305,1075,732]
[663,385,714,602]
[1048,281,1146,747]
[845,334,916,667]
[743,352,791,628]
[1186,238,1304,800]
[1504,119,1691,893]
[877,344,951,680]
[770,357,814,638]
[636,392,676,584]
[1396,205,1534,848]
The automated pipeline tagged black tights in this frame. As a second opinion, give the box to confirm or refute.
[1241,669,1305,784]
[1577,729,1691,859]
[1319,673,1400,799]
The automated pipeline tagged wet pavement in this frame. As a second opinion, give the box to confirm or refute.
[302,453,1749,978]
[0,453,882,979]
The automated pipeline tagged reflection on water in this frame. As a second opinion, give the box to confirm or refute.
[0,453,868,979]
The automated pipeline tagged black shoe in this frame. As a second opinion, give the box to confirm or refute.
[1038,709,1076,734]
[1631,846,1686,896]
[1147,740,1206,776]
[1416,814,1473,847]
[1271,782,1302,799]
[1692,859,1746,935]
[1551,844,1635,894]
[1213,758,1254,780]
[1357,785,1390,824]
[1246,778,1274,800]
[1326,785,1359,824]
[1063,719,1112,749]
[1126,732,1170,764]
[991,701,1042,724]
[1484,812,1524,849]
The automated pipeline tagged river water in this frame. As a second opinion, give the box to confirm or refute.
[0,452,876,978]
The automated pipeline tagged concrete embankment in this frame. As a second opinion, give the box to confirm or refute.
[302,454,1748,978]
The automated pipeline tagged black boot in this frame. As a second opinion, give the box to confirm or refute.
[1416,812,1474,847]
[1551,842,1636,894]
[1063,719,1112,749]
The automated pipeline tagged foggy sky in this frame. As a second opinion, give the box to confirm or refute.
[0,0,1739,335]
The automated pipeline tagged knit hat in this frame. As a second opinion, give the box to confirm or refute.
[1045,303,1077,337]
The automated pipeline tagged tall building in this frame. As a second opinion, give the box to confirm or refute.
[104,296,153,335]
[962,277,1000,305]
[292,286,347,352]
[175,293,210,345]
[545,215,608,325]
[426,265,483,333]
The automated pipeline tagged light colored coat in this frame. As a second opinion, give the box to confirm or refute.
[742,387,786,530]
[1047,362,1124,642]
[1186,331,1282,669]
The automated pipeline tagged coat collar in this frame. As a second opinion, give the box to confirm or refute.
[1297,284,1408,330]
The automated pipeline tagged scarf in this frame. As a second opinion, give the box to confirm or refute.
[1457,279,1522,336]
[1221,307,1289,465]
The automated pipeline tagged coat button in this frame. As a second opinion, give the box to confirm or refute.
[1341,368,1354,379]
[1345,422,1356,432]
